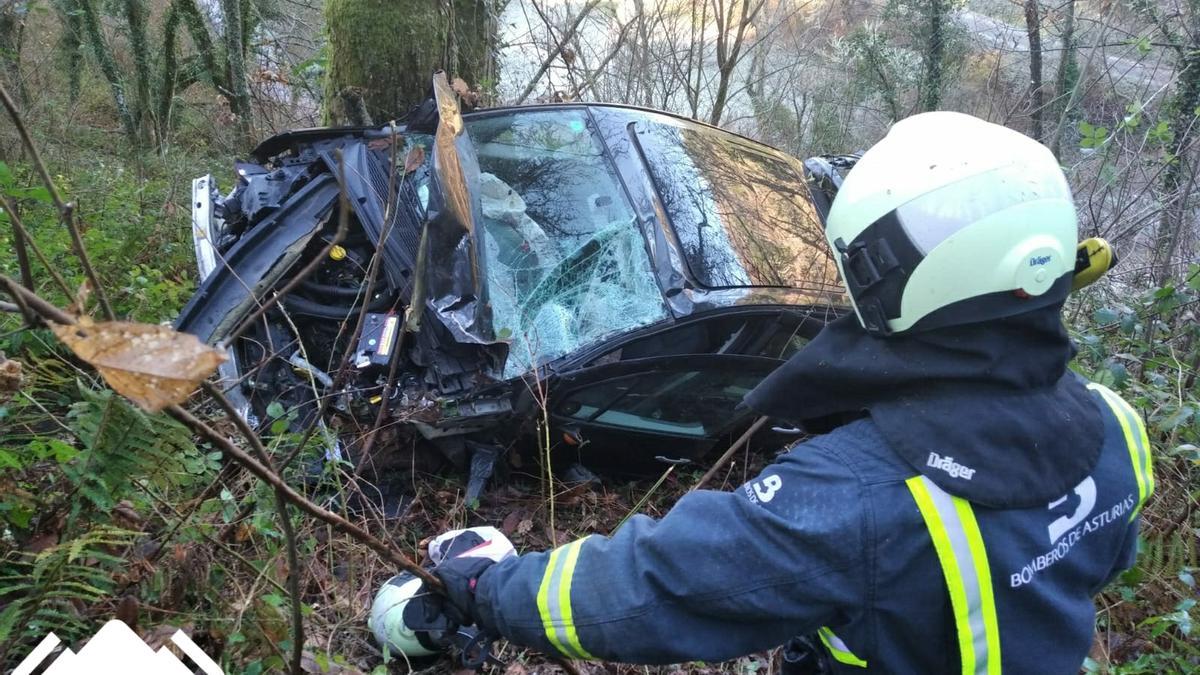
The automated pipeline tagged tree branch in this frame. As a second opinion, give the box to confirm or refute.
[0,81,116,319]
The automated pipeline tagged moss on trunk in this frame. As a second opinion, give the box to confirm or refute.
[324,0,493,125]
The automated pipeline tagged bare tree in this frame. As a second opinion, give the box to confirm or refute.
[1024,0,1044,140]
[709,0,767,125]
[1049,0,1076,159]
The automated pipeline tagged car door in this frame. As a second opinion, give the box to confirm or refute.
[545,354,784,473]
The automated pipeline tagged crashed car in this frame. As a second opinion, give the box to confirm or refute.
[177,78,850,494]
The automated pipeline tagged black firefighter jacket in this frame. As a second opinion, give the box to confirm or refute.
[472,382,1151,674]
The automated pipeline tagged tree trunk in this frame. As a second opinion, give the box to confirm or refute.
[157,1,182,150]
[1024,0,1043,141]
[324,0,495,125]
[920,0,946,111]
[1154,9,1200,284]
[122,0,153,141]
[176,0,224,91]
[53,0,84,102]
[75,0,139,144]
[0,0,26,107]
[221,0,254,148]
[1049,0,1076,159]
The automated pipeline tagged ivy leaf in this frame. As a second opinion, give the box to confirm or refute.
[51,319,226,412]
[1158,405,1194,431]
[1094,307,1119,324]
[266,401,286,419]
[1107,362,1129,387]
[0,448,22,470]
[1091,368,1116,387]
[1170,444,1199,463]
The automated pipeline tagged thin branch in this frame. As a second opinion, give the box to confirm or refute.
[516,0,602,104]
[165,404,442,589]
[0,192,75,299]
[0,274,76,325]
[0,81,115,320]
[203,381,305,674]
[5,271,435,590]
[691,416,768,491]
[7,199,34,291]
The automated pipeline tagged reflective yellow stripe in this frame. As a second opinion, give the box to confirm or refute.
[536,545,570,656]
[558,539,594,659]
[818,627,867,667]
[1087,383,1154,518]
[954,498,1001,675]
[907,476,1001,675]
[535,538,594,660]
[908,477,976,674]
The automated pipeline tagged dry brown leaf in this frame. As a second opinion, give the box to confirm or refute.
[367,137,393,151]
[450,77,481,109]
[68,279,91,315]
[51,320,226,412]
[501,510,522,534]
[404,145,426,174]
[0,352,22,404]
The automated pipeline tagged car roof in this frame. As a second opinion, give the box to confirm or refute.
[251,102,792,163]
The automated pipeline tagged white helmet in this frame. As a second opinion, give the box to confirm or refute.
[824,111,1078,335]
[368,572,440,657]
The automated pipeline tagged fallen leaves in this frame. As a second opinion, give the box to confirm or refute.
[0,351,22,403]
[51,319,226,412]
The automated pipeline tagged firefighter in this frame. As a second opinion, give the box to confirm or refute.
[369,111,1150,674]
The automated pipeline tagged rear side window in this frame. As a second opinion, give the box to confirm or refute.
[634,121,838,291]
[557,368,765,437]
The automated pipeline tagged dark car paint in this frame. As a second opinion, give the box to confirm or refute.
[175,100,849,472]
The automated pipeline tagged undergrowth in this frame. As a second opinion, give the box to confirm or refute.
[1070,269,1200,674]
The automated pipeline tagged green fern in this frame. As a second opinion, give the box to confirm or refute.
[1138,531,1199,583]
[0,525,140,656]
[63,382,196,516]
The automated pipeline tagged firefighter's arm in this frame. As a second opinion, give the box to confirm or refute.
[473,439,868,664]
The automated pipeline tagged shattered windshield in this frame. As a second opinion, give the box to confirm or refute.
[466,110,668,378]
[634,121,838,291]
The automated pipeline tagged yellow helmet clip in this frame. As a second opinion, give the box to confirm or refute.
[1071,237,1117,291]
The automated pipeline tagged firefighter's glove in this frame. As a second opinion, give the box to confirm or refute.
[428,526,516,627]
[370,527,515,657]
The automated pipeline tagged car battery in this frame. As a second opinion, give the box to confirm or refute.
[355,312,400,369]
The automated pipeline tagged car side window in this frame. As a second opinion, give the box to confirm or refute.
[557,368,765,437]
[584,314,819,366]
